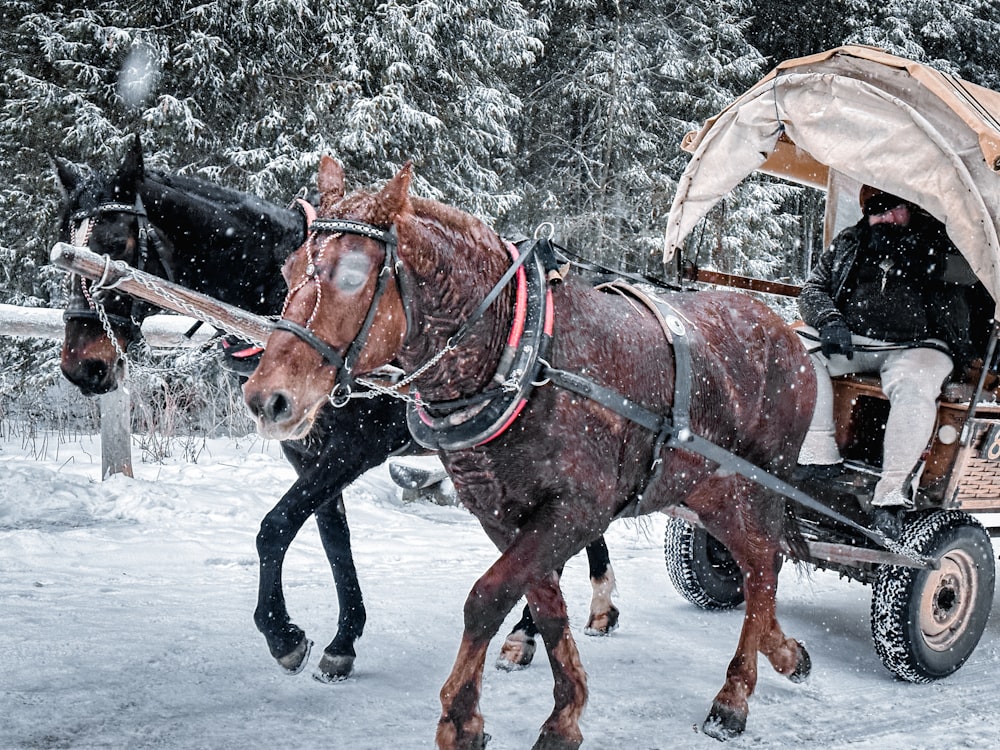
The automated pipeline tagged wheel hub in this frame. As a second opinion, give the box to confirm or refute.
[919,549,978,651]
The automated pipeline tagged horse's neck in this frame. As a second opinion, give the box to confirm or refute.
[400,231,515,401]
[140,174,304,314]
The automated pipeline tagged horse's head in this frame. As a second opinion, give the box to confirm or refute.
[244,157,410,440]
[56,134,161,395]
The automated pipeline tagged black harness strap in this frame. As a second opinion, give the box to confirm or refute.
[338,231,397,390]
[444,238,538,349]
[541,284,895,549]
[61,306,142,339]
[64,196,163,347]
[542,367,664,433]
[273,318,345,368]
[407,239,553,450]
[274,219,400,401]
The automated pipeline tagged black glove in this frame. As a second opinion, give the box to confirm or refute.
[819,320,854,360]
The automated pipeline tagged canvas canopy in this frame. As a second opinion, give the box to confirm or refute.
[663,45,1000,308]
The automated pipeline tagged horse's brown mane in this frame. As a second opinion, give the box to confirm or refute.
[329,184,509,287]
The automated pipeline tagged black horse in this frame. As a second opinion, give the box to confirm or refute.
[55,135,620,681]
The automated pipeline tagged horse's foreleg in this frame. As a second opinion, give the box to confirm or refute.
[582,536,619,636]
[254,479,322,672]
[525,577,586,750]
[312,494,366,681]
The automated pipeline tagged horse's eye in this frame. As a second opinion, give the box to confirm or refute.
[334,251,372,293]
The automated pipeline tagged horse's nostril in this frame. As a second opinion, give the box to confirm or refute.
[62,358,116,394]
[248,390,293,424]
[82,359,109,384]
[265,392,293,424]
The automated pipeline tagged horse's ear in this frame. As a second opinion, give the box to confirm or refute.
[54,157,83,192]
[317,156,345,201]
[378,161,413,220]
[115,134,144,197]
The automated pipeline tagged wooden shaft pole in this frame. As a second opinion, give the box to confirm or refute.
[50,242,274,345]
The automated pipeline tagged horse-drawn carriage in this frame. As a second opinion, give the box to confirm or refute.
[662,44,1000,684]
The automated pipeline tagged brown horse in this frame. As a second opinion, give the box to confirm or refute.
[244,158,817,747]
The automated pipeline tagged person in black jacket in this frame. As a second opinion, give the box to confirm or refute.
[796,185,973,537]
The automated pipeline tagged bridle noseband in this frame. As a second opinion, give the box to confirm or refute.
[274,218,404,405]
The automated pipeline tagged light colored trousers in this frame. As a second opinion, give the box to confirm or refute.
[796,326,953,506]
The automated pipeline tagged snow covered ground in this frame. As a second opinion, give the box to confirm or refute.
[2,429,999,749]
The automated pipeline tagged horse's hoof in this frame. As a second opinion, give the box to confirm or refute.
[702,702,747,741]
[276,637,312,675]
[312,651,355,683]
[495,632,535,671]
[531,730,582,750]
[584,604,620,636]
[438,728,490,750]
[788,640,811,683]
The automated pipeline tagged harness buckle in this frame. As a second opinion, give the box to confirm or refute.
[329,382,352,408]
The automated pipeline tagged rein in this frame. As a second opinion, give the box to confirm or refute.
[795,329,954,358]
[278,219,920,558]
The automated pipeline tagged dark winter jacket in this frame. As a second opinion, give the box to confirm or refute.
[798,212,975,373]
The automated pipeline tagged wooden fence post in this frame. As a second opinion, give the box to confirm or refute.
[99,386,133,478]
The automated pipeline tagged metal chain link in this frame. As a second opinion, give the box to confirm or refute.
[91,286,130,365]
[343,338,459,408]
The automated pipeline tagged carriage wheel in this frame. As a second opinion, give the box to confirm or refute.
[871,510,995,683]
[663,516,744,610]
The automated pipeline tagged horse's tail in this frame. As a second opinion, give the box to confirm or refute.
[782,501,810,562]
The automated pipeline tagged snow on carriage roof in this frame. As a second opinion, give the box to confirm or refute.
[663,44,1000,306]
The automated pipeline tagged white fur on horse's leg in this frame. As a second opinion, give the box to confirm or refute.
[276,636,313,675]
[583,566,619,636]
[495,630,536,671]
[313,651,356,683]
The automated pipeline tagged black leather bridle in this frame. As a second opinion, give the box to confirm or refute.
[273,218,404,405]
[62,196,160,352]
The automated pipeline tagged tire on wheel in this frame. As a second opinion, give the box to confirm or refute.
[871,509,995,683]
[664,516,744,610]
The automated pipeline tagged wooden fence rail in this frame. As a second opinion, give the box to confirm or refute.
[4,243,276,480]
[2,302,220,479]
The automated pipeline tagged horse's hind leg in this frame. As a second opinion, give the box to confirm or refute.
[495,603,539,671]
[688,479,808,740]
[582,536,619,636]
